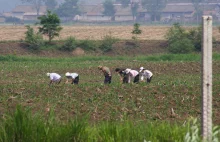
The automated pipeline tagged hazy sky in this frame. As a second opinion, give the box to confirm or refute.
[0,0,22,12]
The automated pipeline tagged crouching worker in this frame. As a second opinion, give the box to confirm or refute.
[65,72,79,84]
[47,73,62,85]
[98,65,112,84]
[139,67,153,83]
[115,68,128,83]
[124,69,139,83]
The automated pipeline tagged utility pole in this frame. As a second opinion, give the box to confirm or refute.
[201,15,212,142]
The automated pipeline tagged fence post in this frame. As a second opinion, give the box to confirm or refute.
[202,15,212,142]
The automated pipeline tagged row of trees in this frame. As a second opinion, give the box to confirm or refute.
[21,0,79,20]
[25,10,142,49]
[25,10,206,54]
[20,0,209,22]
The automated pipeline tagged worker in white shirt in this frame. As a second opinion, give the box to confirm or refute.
[46,73,62,85]
[65,72,79,84]
[139,67,153,83]
[124,68,139,83]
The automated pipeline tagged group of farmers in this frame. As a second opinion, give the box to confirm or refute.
[46,66,153,85]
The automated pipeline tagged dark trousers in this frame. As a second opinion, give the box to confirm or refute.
[72,76,79,84]
[104,75,111,84]
[147,76,153,83]
[133,74,139,83]
[123,75,128,83]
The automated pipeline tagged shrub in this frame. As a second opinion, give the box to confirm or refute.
[99,34,118,52]
[131,23,142,47]
[188,25,216,51]
[187,26,202,51]
[132,23,142,35]
[59,36,77,51]
[166,23,194,54]
[166,23,187,44]
[24,25,44,51]
[78,39,97,51]
[184,118,220,142]
[168,38,194,54]
[166,23,215,53]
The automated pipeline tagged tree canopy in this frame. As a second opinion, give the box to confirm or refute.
[55,0,80,19]
[191,0,204,23]
[37,10,62,43]
[21,0,45,16]
[103,0,116,20]
[45,0,57,11]
[141,0,167,21]
[131,2,139,21]
[118,0,130,8]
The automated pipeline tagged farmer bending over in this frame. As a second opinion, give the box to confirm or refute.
[46,73,61,85]
[139,67,153,83]
[65,72,79,84]
[115,68,128,83]
[124,69,139,83]
[98,65,112,84]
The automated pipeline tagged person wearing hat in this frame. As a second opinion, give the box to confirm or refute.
[46,73,62,85]
[65,72,79,84]
[98,65,112,84]
[139,67,153,83]
[124,68,139,83]
[115,68,128,83]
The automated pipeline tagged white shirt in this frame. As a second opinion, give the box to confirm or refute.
[50,73,61,81]
[128,70,139,83]
[140,70,153,80]
[69,73,79,79]
[129,70,139,78]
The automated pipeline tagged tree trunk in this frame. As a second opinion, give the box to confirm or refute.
[36,7,40,16]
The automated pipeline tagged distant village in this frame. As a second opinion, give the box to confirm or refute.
[1,0,220,24]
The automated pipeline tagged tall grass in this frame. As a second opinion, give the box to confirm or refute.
[1,53,220,62]
[0,107,219,142]
[0,106,192,142]
[0,106,89,142]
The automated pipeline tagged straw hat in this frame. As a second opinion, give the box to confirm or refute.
[46,73,50,76]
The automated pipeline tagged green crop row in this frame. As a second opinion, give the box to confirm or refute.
[1,53,220,62]
[0,55,219,141]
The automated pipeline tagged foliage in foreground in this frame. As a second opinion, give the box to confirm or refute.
[0,106,219,142]
[184,118,220,142]
[0,106,190,142]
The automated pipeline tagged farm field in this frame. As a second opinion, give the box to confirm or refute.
[0,55,219,125]
[0,24,220,140]
[0,25,220,41]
